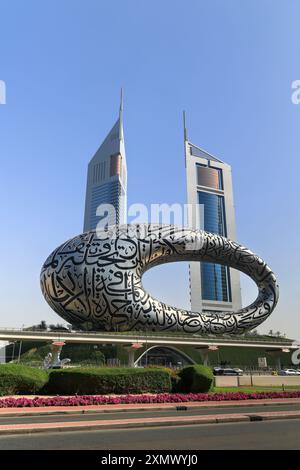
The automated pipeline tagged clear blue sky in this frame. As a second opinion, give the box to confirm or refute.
[0,0,299,337]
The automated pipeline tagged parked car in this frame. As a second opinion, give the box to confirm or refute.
[213,367,243,376]
[279,369,300,376]
[213,367,223,376]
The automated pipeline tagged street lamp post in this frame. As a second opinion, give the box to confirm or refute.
[17,341,23,363]
[145,330,148,367]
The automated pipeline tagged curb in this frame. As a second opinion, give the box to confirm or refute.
[0,415,249,435]
[0,410,300,435]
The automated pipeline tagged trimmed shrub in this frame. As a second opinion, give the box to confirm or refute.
[44,367,172,395]
[177,365,214,393]
[0,364,48,396]
[144,365,180,392]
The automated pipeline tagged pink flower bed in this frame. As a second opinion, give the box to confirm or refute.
[0,390,300,408]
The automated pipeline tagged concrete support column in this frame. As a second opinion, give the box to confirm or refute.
[127,349,135,368]
[202,350,209,366]
[51,341,65,366]
[266,348,290,371]
[196,345,219,366]
[43,341,66,369]
[123,343,143,368]
[276,356,281,370]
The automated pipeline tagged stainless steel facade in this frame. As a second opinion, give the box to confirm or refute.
[40,224,278,334]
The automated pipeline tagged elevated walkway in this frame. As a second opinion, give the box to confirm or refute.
[0,328,295,350]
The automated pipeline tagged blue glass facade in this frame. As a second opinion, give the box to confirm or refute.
[198,191,232,302]
[89,180,121,230]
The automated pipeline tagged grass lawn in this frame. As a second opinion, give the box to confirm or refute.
[213,386,300,393]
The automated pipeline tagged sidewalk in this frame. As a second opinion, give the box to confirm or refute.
[0,398,300,434]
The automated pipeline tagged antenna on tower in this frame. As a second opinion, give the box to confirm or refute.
[183,110,188,142]
[119,88,124,141]
[120,87,123,114]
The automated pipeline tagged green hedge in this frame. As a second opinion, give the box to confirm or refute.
[0,364,48,396]
[0,364,217,396]
[44,367,172,395]
[177,365,214,393]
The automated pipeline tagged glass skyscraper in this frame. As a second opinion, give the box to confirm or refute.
[184,118,241,314]
[83,95,127,231]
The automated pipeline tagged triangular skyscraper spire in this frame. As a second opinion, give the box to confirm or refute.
[83,91,127,231]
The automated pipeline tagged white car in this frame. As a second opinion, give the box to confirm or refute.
[282,369,300,376]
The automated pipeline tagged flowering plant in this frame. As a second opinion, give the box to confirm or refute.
[0,390,300,408]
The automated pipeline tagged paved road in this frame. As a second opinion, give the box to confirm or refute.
[0,419,299,449]
[1,402,300,425]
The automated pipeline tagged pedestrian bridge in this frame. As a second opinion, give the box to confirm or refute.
[0,327,295,350]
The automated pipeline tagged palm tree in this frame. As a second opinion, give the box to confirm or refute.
[39,320,47,331]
